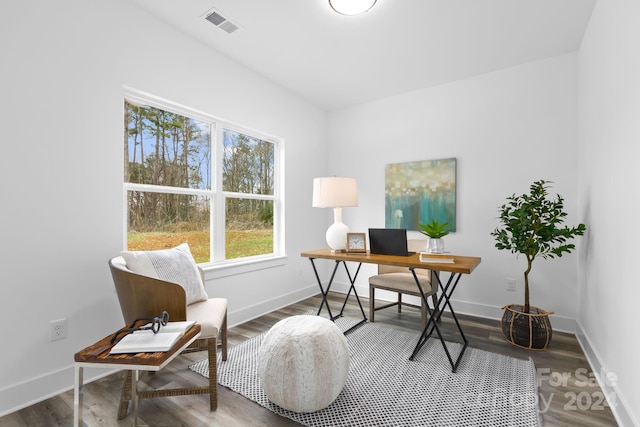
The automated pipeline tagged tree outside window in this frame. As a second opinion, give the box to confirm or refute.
[123,93,281,264]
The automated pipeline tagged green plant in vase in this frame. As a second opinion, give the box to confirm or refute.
[491,179,586,349]
[418,219,450,254]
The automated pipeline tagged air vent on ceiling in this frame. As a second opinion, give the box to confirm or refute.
[204,8,239,34]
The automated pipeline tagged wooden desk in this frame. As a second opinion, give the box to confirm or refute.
[301,250,481,372]
[74,324,201,427]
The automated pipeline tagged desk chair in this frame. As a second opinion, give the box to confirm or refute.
[369,239,437,330]
[109,249,227,418]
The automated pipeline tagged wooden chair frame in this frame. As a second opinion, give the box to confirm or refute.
[109,257,227,417]
[369,240,437,330]
[369,273,437,330]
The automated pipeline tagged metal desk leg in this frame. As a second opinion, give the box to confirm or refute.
[409,269,469,373]
[74,365,83,427]
[309,257,338,320]
[337,261,367,333]
[308,258,367,333]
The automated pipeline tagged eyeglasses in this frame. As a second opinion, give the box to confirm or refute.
[110,311,169,344]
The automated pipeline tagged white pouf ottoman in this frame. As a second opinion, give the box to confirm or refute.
[258,315,350,413]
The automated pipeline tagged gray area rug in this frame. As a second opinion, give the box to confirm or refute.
[190,318,541,426]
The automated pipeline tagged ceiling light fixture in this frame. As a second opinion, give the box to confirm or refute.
[329,0,377,16]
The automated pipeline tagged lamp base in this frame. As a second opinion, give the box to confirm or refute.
[330,249,347,254]
[326,209,349,251]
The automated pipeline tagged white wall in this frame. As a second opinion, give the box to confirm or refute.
[3,0,638,424]
[327,54,581,331]
[578,1,640,425]
[0,0,328,415]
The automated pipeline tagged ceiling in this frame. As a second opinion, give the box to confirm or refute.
[129,0,596,111]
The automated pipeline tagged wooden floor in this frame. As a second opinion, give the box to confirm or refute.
[0,293,618,427]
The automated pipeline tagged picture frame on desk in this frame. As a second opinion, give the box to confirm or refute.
[346,232,367,253]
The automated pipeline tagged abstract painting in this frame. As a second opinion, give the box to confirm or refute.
[385,158,456,231]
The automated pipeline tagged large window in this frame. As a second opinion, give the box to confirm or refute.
[123,89,282,266]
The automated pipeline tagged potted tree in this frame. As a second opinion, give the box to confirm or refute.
[418,219,451,254]
[491,180,586,350]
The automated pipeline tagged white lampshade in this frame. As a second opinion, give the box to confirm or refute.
[329,0,377,16]
[312,177,358,208]
[312,177,358,252]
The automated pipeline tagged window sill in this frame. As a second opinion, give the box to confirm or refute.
[202,255,287,279]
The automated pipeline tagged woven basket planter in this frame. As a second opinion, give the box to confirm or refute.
[501,304,554,350]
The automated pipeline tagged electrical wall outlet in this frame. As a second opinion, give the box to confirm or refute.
[50,318,68,341]
[506,278,516,292]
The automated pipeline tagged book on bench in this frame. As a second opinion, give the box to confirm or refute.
[110,321,196,354]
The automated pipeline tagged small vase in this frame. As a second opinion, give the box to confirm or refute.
[426,238,445,254]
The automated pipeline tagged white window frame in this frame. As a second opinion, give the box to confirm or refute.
[123,87,286,276]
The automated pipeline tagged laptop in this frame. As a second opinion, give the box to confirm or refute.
[368,228,415,256]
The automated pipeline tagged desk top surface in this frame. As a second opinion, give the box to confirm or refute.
[74,324,201,368]
[301,249,481,275]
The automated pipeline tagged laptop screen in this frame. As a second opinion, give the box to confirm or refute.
[368,228,413,256]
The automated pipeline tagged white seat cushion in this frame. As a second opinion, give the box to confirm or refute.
[369,272,435,296]
[187,297,227,339]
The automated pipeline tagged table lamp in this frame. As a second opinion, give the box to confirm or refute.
[312,177,358,252]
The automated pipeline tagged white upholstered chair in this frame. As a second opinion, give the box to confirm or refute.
[108,245,227,418]
[368,239,437,330]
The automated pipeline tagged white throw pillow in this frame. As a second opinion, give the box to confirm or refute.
[121,243,209,305]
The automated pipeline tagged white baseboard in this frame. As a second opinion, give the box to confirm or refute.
[451,299,577,334]
[329,281,577,333]
[227,284,318,328]
[0,365,119,418]
[9,281,626,426]
[0,366,72,417]
[575,322,638,427]
[0,284,318,418]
